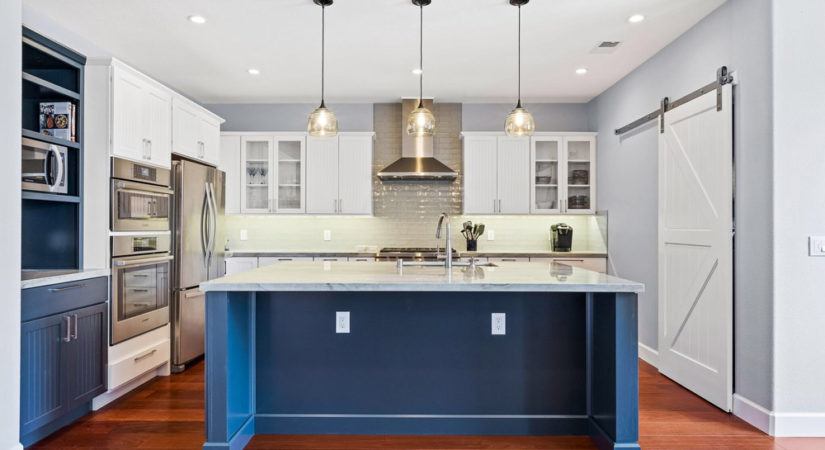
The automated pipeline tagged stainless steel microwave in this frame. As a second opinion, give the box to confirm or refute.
[22,137,68,194]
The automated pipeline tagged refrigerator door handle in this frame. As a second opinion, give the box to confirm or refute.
[201,183,210,269]
[206,182,217,270]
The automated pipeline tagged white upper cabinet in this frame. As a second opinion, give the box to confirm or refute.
[306,136,339,214]
[172,95,222,166]
[463,134,530,215]
[105,59,223,169]
[239,134,306,214]
[111,61,172,168]
[464,132,596,216]
[218,135,241,214]
[337,134,373,215]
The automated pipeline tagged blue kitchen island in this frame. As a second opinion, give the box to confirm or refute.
[199,261,644,450]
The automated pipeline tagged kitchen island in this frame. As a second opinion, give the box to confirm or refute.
[200,261,644,450]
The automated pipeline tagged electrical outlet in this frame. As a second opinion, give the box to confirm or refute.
[487,230,495,241]
[809,236,825,256]
[491,313,506,335]
[239,229,248,241]
[324,230,332,241]
[336,311,350,333]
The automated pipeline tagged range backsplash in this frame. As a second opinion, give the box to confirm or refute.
[224,103,607,253]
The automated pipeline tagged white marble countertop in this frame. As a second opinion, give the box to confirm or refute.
[21,268,110,290]
[201,261,643,293]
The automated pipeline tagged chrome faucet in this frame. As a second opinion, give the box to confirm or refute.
[436,212,453,269]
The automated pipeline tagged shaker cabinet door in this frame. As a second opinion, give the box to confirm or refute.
[20,313,69,436]
[306,136,339,214]
[66,303,108,410]
[496,136,531,214]
[145,86,172,168]
[337,135,373,215]
[112,66,147,162]
[463,135,498,214]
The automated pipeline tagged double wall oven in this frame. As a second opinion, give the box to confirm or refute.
[110,158,174,344]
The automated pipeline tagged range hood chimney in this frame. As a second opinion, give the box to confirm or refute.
[377,98,457,181]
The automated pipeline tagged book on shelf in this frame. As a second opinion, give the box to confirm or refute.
[39,101,76,142]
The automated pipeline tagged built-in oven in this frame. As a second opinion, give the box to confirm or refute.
[22,137,68,194]
[111,157,173,232]
[111,234,172,345]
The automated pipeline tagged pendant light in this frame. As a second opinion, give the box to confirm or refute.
[307,0,338,137]
[406,0,435,137]
[504,0,535,137]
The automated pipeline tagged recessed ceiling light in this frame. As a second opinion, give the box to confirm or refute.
[247,68,260,76]
[628,14,645,24]
[412,68,423,75]
[188,15,207,24]
[576,68,588,75]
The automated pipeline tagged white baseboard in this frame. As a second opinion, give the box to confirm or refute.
[733,394,825,437]
[91,363,167,411]
[638,342,659,367]
[5,443,23,450]
[733,394,771,434]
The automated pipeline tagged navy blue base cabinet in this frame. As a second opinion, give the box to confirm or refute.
[21,277,108,447]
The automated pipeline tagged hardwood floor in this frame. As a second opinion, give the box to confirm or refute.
[31,360,824,450]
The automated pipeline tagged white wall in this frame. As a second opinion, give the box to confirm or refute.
[588,0,774,410]
[771,0,825,435]
[1,0,22,448]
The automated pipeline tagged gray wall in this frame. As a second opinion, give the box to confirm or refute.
[588,0,774,409]
[463,103,592,132]
[205,103,374,132]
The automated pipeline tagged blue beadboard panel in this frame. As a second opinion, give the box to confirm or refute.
[68,303,107,408]
[21,313,68,435]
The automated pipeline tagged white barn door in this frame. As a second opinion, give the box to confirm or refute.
[658,85,733,411]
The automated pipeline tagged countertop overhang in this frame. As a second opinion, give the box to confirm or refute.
[200,261,644,293]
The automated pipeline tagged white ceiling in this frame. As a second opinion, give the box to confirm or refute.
[24,0,726,104]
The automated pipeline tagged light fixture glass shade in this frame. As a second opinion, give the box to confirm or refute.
[406,104,436,137]
[307,105,339,137]
[504,106,535,137]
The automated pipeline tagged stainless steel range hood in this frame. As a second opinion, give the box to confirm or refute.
[377,98,457,181]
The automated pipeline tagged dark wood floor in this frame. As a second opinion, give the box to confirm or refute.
[31,360,824,450]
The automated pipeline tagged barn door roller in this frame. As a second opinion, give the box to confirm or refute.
[615,66,734,136]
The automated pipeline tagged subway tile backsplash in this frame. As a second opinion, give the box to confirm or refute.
[224,103,607,253]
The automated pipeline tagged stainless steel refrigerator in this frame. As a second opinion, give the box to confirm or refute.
[170,159,225,372]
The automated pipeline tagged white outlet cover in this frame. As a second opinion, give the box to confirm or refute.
[324,230,332,241]
[809,236,825,256]
[491,312,506,335]
[336,311,350,333]
[239,229,248,241]
[487,230,495,241]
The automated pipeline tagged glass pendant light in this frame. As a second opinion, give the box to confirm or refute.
[504,0,535,137]
[406,0,435,137]
[307,0,338,137]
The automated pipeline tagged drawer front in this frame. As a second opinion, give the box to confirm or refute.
[348,257,374,262]
[22,276,109,322]
[258,257,313,266]
[551,257,608,273]
[108,338,170,390]
[488,257,530,263]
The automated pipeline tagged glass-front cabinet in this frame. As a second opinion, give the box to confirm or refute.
[530,134,596,214]
[240,135,306,214]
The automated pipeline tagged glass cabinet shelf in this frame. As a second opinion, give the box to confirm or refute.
[241,136,306,214]
[531,135,596,214]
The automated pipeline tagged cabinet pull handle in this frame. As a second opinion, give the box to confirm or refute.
[555,259,585,262]
[333,199,338,213]
[133,349,157,363]
[63,316,71,342]
[49,283,85,293]
[278,258,292,261]
[338,198,342,213]
[493,199,497,213]
[71,314,78,340]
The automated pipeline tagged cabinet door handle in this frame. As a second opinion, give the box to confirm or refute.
[63,316,71,342]
[71,314,78,340]
[338,198,343,213]
[493,199,497,213]
[48,283,85,293]
[133,349,157,363]
[333,199,338,214]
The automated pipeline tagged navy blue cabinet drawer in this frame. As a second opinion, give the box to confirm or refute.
[22,276,108,322]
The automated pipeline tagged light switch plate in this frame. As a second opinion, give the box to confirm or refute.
[336,311,350,333]
[809,236,825,256]
[324,230,332,241]
[491,313,506,335]
[239,229,248,241]
[487,230,495,241]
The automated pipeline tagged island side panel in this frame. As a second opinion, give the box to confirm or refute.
[254,291,588,435]
[204,291,256,450]
[588,292,640,450]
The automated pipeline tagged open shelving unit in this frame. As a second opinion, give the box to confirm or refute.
[21,28,86,270]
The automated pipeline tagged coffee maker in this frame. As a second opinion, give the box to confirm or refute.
[551,223,573,252]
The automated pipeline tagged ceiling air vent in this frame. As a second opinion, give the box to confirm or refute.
[591,41,621,54]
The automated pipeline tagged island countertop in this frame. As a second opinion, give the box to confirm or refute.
[200,261,644,293]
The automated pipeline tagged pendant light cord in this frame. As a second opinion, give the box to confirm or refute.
[320,3,326,108]
[418,2,424,108]
[517,4,522,108]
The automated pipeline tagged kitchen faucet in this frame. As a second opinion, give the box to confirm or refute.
[435,212,453,269]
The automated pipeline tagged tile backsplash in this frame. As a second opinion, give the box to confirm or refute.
[224,102,607,253]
